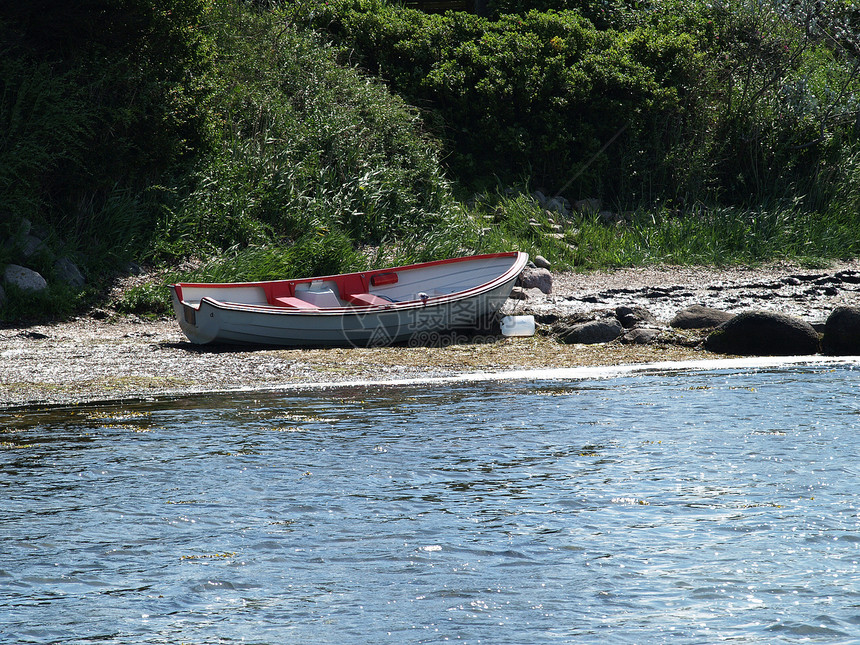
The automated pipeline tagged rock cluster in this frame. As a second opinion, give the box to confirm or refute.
[532,191,624,224]
[520,192,631,257]
[1,218,86,304]
[542,304,860,356]
[509,267,860,357]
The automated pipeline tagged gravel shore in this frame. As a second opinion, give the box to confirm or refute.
[2,261,859,408]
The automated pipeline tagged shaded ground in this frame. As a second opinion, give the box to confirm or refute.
[2,260,859,408]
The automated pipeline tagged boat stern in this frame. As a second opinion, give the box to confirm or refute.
[169,284,220,344]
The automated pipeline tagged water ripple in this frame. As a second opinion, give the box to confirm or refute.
[2,365,860,643]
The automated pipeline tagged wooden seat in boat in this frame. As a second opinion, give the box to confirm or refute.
[343,292,393,307]
[271,296,320,309]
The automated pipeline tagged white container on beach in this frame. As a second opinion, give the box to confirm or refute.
[500,315,535,337]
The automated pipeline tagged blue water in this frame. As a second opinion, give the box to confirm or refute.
[2,364,860,644]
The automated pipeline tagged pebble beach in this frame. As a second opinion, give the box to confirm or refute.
[2,261,859,408]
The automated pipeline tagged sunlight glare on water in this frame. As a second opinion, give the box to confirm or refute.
[1,364,860,644]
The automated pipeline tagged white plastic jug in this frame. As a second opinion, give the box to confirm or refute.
[500,315,535,337]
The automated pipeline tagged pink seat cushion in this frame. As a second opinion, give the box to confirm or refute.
[344,292,391,307]
[272,296,319,309]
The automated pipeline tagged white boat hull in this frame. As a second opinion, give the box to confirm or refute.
[169,252,528,347]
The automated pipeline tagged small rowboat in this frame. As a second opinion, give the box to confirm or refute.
[168,251,529,346]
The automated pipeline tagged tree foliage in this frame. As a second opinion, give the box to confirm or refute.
[289,0,860,209]
[0,0,216,236]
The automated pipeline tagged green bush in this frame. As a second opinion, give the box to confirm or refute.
[0,0,217,287]
[0,40,93,224]
[486,0,645,29]
[153,4,456,259]
[291,2,699,196]
[287,1,704,198]
[290,0,860,210]
[0,0,216,204]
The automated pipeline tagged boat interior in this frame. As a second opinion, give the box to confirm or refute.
[174,254,523,311]
[177,271,439,310]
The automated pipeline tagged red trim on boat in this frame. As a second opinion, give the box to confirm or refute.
[170,252,520,291]
[170,252,528,314]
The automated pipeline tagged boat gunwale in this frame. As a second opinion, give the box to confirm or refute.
[171,252,528,316]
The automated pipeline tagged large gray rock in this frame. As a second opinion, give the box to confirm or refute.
[4,264,48,292]
[704,310,819,356]
[556,318,623,344]
[533,255,551,270]
[55,257,85,288]
[822,306,860,355]
[671,305,735,329]
[518,266,552,294]
[621,326,661,345]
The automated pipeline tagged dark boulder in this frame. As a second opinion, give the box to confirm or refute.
[822,306,860,355]
[671,305,735,329]
[555,318,623,344]
[55,257,86,288]
[616,305,658,328]
[704,310,819,356]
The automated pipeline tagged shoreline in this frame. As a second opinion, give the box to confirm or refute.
[3,261,859,409]
[0,322,718,409]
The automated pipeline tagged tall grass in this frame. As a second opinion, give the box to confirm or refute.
[462,191,860,269]
[152,4,456,260]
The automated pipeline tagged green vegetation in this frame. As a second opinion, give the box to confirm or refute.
[0,0,858,321]
[290,0,859,207]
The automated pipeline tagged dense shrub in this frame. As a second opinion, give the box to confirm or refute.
[0,1,215,215]
[0,41,92,225]
[289,0,860,209]
[290,2,700,199]
[153,4,457,258]
[486,0,645,29]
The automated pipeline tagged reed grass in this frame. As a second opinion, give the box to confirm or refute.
[457,191,860,270]
[150,6,455,260]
